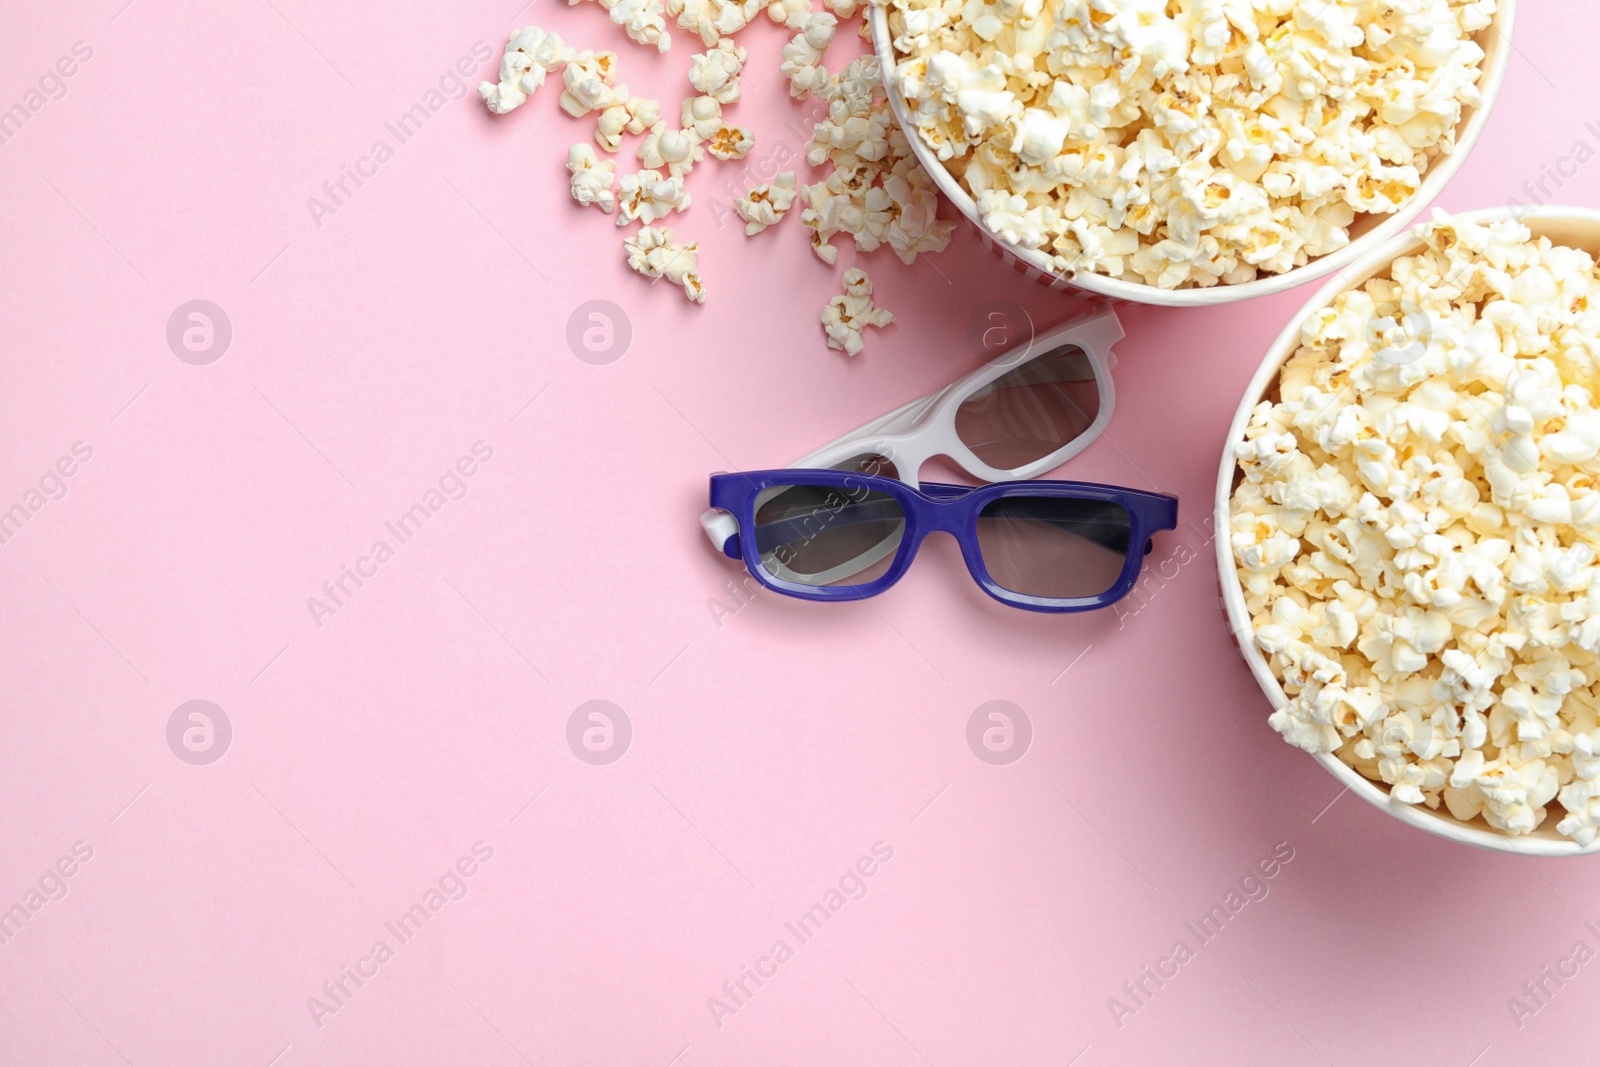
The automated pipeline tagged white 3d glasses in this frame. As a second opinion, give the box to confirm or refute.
[702,304,1123,551]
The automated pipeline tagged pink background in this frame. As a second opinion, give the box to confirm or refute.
[2,1,1598,1063]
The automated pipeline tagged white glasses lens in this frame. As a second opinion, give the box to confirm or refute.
[955,344,1100,471]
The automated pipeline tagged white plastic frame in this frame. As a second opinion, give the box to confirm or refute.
[701,304,1123,551]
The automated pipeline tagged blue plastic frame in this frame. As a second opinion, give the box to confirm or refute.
[708,470,1179,613]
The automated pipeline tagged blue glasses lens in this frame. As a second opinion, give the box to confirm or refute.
[752,481,906,587]
[975,496,1130,599]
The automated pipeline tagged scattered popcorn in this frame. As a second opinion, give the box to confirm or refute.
[612,0,673,52]
[1234,212,1600,842]
[559,50,622,117]
[886,0,1497,289]
[779,13,836,100]
[765,0,812,29]
[669,0,762,47]
[689,39,747,104]
[477,0,957,338]
[595,94,661,151]
[617,168,692,225]
[567,143,618,212]
[624,226,706,302]
[821,267,893,356]
[624,225,673,274]
[705,124,754,160]
[569,0,674,51]
[478,26,575,114]
[638,122,702,176]
[800,55,954,266]
[680,94,725,140]
[595,108,628,152]
[734,171,798,234]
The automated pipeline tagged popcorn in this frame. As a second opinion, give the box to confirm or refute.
[623,225,706,302]
[800,55,954,265]
[476,0,955,348]
[821,268,893,356]
[595,109,629,153]
[616,169,692,225]
[886,0,1497,288]
[478,27,575,114]
[680,95,725,140]
[689,40,747,104]
[595,94,661,152]
[1235,213,1600,842]
[637,122,702,177]
[765,0,811,28]
[779,13,836,99]
[559,50,622,117]
[705,124,754,160]
[567,143,618,212]
[669,0,762,47]
[624,224,673,275]
[613,0,673,52]
[734,171,798,234]
[801,194,841,262]
[568,0,673,51]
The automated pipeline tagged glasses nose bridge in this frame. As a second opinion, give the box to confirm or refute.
[917,498,969,538]
[878,421,949,483]
[903,512,975,581]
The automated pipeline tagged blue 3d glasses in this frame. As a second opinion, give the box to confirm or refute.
[708,469,1177,612]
